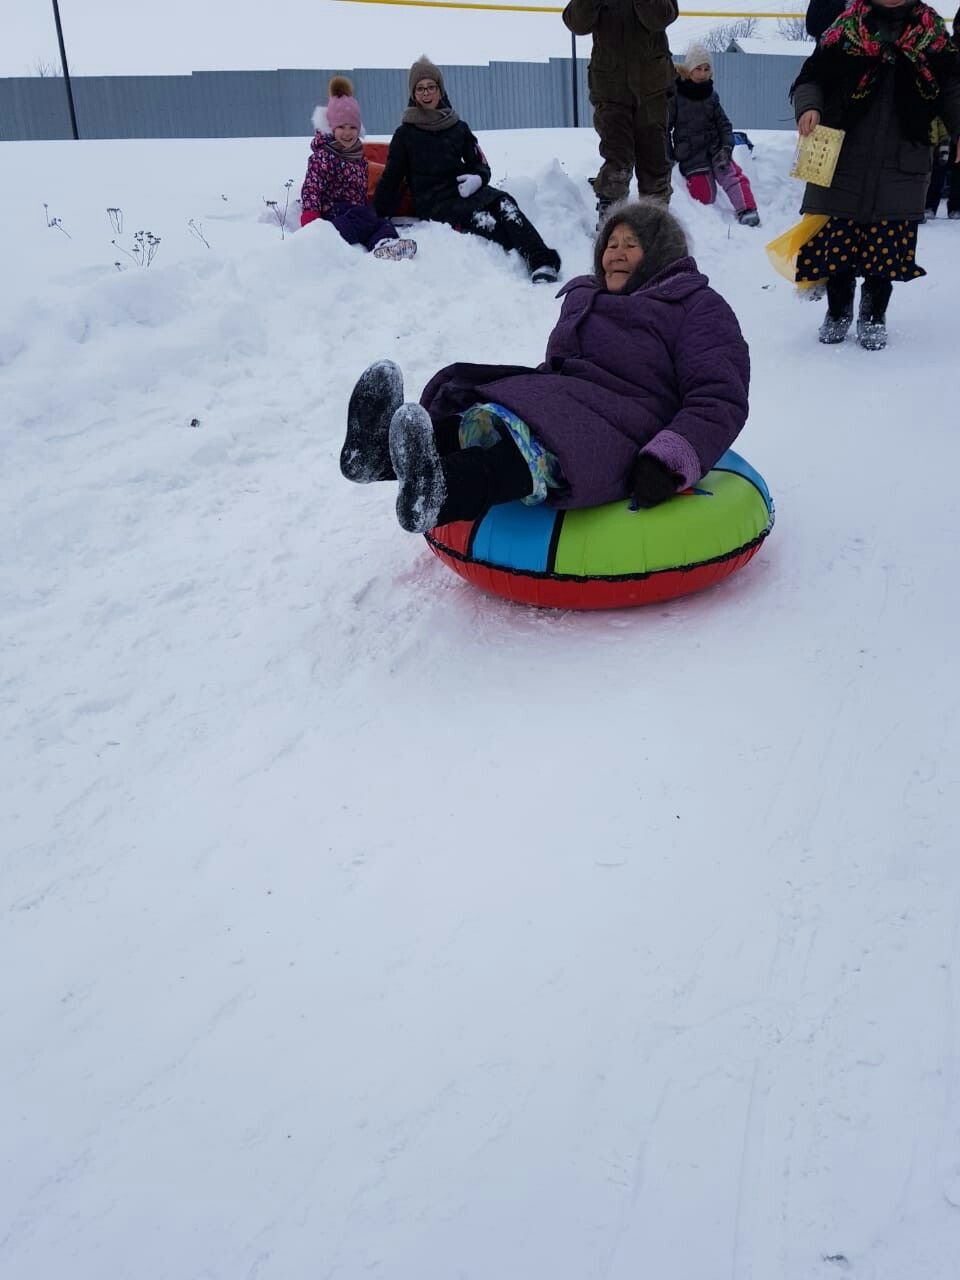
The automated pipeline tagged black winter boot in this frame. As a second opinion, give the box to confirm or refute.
[342,360,403,482]
[389,402,446,532]
[857,277,892,351]
[818,273,856,344]
[390,404,534,533]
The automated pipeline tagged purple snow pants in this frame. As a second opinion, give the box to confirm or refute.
[328,202,400,252]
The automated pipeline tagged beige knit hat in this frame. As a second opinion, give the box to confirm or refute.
[683,42,712,73]
[408,54,445,99]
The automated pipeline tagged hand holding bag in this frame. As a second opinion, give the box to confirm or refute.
[790,125,845,187]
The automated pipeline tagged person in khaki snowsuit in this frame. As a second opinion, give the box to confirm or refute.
[562,0,679,216]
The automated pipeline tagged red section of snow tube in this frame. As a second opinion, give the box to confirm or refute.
[363,142,415,216]
[427,539,765,610]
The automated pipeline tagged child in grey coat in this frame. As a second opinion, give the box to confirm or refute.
[668,43,761,226]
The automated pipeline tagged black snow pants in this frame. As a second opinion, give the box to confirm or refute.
[459,191,560,275]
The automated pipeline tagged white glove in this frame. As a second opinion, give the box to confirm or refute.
[457,173,482,198]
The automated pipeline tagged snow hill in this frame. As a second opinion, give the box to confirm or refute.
[3,129,960,1280]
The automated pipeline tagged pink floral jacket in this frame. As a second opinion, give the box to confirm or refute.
[300,134,369,223]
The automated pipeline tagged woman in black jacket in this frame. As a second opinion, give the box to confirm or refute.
[793,0,960,349]
[374,55,562,284]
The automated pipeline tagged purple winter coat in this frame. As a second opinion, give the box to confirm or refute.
[419,257,750,510]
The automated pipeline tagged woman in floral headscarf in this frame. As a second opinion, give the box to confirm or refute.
[791,0,960,349]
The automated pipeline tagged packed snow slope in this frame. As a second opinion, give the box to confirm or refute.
[2,130,959,1280]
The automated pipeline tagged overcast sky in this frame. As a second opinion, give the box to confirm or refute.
[10,0,569,76]
[6,0,956,79]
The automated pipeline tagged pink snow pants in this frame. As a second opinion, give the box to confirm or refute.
[685,159,756,215]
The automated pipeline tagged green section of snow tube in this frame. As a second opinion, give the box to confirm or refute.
[553,467,770,577]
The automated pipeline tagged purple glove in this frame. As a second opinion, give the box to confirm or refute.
[457,174,483,198]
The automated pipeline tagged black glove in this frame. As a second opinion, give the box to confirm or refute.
[714,147,732,168]
[630,452,681,509]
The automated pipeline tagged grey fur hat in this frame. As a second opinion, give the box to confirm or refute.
[594,199,690,292]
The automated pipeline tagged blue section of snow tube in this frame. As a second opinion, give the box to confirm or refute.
[714,449,772,510]
[470,500,556,572]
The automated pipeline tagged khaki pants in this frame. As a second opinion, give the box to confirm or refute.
[591,91,672,202]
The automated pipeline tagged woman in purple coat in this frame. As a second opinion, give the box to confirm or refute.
[341,200,750,532]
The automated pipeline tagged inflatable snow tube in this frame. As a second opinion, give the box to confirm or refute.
[425,449,773,610]
[364,142,415,217]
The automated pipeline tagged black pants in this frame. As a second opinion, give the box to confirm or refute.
[462,192,560,274]
[828,272,892,319]
[591,90,672,202]
[926,141,960,214]
[431,417,533,524]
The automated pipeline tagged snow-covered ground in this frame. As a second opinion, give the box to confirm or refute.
[3,129,960,1279]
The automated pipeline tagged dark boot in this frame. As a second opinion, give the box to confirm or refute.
[596,196,614,231]
[342,360,403,482]
[818,273,856,344]
[389,403,534,532]
[857,277,892,352]
[389,402,446,532]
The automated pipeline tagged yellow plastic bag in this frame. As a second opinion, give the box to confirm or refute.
[790,125,845,186]
[765,214,830,286]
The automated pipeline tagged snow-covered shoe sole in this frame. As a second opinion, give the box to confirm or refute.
[372,238,417,261]
[531,266,559,285]
[737,210,761,227]
[389,403,446,533]
[342,360,404,483]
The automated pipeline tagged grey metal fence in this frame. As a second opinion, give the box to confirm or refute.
[0,53,804,142]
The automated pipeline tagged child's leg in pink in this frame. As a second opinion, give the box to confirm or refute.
[685,172,717,205]
[714,159,756,214]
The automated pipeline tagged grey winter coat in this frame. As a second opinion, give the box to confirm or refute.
[668,78,735,176]
[562,0,678,100]
[419,258,750,510]
[793,71,960,220]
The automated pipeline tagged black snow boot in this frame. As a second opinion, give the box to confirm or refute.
[342,359,403,482]
[389,402,446,532]
[595,197,615,231]
[857,277,892,352]
[818,273,856,344]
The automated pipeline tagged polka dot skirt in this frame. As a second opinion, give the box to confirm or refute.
[795,218,925,283]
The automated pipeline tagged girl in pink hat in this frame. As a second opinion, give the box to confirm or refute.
[300,77,417,260]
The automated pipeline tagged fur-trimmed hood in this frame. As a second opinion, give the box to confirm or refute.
[593,199,691,293]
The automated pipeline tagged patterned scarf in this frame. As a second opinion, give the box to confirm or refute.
[792,0,959,139]
[823,0,951,100]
